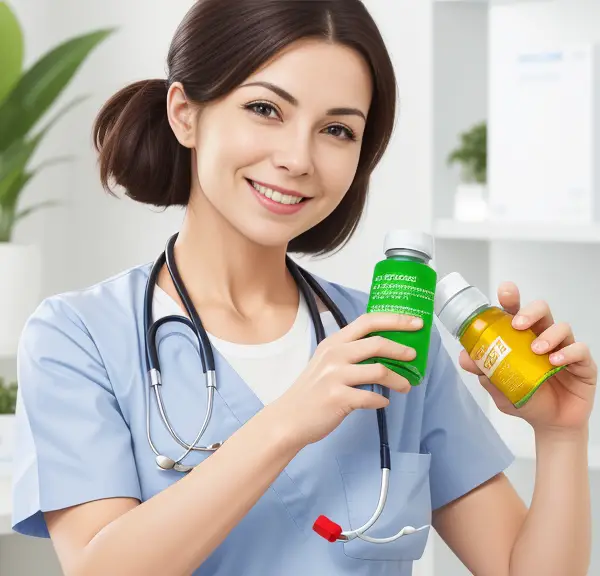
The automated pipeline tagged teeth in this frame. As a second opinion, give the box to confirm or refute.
[250,181,303,205]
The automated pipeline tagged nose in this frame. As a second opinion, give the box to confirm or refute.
[271,130,315,177]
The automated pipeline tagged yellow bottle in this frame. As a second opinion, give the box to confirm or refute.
[434,272,564,408]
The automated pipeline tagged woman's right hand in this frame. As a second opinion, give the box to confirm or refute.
[272,313,423,449]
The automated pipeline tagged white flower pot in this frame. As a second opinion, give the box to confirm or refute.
[0,415,15,478]
[453,183,489,222]
[0,243,41,356]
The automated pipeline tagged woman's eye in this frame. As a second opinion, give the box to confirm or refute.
[246,102,280,119]
[325,124,357,141]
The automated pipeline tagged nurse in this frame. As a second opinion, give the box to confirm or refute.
[12,0,596,575]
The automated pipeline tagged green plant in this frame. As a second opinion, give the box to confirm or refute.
[0,377,17,415]
[0,2,113,242]
[447,121,487,185]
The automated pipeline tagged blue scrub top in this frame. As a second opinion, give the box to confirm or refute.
[12,263,514,575]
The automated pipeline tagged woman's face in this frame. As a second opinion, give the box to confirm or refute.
[170,39,373,248]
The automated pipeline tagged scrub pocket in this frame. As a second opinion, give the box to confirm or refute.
[336,450,432,562]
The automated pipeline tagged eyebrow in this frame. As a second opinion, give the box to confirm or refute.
[241,81,367,121]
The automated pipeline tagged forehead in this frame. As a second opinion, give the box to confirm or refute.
[241,39,373,114]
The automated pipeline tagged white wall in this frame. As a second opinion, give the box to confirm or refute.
[10,0,191,301]
[299,0,435,292]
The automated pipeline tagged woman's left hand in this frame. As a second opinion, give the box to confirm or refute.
[459,282,597,434]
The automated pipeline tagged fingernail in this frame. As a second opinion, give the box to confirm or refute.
[533,340,549,353]
[411,317,423,328]
[513,315,527,328]
[550,353,564,364]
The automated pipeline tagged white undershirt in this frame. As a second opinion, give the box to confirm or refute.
[152,286,336,405]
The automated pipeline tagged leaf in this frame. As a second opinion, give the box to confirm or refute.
[446,121,487,183]
[0,379,18,414]
[0,95,86,205]
[0,155,73,241]
[0,28,113,152]
[14,199,60,224]
[0,2,24,104]
[0,137,42,205]
[1,169,33,210]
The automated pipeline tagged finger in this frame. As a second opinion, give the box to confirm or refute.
[350,388,390,411]
[497,281,521,315]
[327,313,423,345]
[458,349,484,375]
[344,335,416,364]
[532,322,575,353]
[512,299,555,336]
[479,375,516,412]
[549,342,595,375]
[346,363,412,394]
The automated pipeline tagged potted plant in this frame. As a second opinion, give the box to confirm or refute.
[447,120,488,222]
[0,2,112,355]
[0,377,17,478]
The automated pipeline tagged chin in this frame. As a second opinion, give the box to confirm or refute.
[235,221,300,250]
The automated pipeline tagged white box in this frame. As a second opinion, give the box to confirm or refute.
[489,44,600,224]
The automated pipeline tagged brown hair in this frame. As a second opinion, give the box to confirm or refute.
[93,0,397,256]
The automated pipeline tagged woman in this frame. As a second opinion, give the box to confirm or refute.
[12,1,596,575]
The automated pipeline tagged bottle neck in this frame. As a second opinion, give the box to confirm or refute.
[385,248,430,264]
[436,285,490,338]
[456,303,493,338]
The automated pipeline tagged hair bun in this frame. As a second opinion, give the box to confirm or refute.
[93,78,191,206]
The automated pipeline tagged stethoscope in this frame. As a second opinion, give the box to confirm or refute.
[143,233,429,544]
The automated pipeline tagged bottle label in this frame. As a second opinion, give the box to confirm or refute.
[466,315,563,407]
[363,258,437,386]
[473,336,512,378]
[366,266,435,320]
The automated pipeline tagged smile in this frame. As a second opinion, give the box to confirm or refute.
[247,180,305,205]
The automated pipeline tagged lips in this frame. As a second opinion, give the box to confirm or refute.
[245,179,309,215]
[246,179,307,205]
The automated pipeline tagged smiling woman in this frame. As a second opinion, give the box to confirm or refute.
[93,2,395,256]
[13,1,587,576]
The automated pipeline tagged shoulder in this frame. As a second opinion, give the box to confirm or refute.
[20,262,152,353]
[307,272,369,319]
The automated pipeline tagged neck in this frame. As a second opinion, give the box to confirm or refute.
[160,192,298,319]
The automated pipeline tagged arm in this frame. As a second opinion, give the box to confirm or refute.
[435,284,595,576]
[40,312,417,576]
[434,427,590,576]
[48,403,299,576]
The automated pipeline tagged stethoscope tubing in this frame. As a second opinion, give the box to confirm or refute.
[141,234,428,543]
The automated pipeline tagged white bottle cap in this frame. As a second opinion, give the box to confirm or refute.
[434,272,489,337]
[384,230,434,260]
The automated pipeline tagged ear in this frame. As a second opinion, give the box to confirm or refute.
[166,82,197,148]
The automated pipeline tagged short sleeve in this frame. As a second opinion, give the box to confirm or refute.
[12,298,141,538]
[421,325,515,511]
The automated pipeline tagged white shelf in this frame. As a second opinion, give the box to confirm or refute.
[434,218,600,243]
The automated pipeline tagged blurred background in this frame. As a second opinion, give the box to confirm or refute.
[0,0,599,574]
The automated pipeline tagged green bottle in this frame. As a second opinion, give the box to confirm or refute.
[361,230,437,386]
